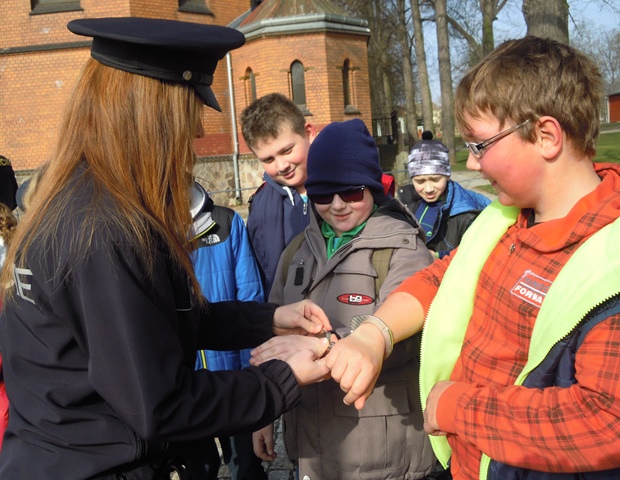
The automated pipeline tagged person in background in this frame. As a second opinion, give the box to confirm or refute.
[324,36,620,480]
[0,203,17,452]
[398,130,490,259]
[190,180,268,480]
[0,155,18,212]
[0,203,17,270]
[240,93,316,296]
[251,119,437,480]
[0,17,331,480]
[15,163,49,215]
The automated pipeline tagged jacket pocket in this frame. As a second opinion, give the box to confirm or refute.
[327,382,413,479]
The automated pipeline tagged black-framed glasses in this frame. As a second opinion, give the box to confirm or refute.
[309,186,366,205]
[465,119,530,158]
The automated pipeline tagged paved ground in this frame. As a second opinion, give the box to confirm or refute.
[216,417,295,480]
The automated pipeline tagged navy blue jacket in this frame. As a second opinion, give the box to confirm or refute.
[247,173,310,297]
[488,295,620,480]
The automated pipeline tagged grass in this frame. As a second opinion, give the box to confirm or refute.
[452,125,620,171]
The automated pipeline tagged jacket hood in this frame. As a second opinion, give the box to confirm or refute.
[262,172,303,200]
[447,181,492,217]
[191,182,215,238]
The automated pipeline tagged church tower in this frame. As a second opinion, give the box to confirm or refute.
[231,0,373,154]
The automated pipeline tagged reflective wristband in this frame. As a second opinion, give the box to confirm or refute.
[349,314,394,360]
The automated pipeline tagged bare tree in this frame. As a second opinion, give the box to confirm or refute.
[522,0,569,43]
[396,0,419,149]
[573,24,620,94]
[410,0,435,133]
[334,0,403,139]
[435,0,456,164]
[480,0,510,55]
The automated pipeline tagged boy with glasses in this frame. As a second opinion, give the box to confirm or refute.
[250,119,437,480]
[325,36,620,480]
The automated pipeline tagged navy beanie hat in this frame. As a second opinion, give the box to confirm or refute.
[305,118,384,201]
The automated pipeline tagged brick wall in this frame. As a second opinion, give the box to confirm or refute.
[232,30,373,155]
[1,0,250,170]
[3,0,373,204]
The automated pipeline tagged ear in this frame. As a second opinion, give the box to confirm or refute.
[305,123,317,142]
[535,116,563,160]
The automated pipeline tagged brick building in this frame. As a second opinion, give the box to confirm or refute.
[1,0,372,205]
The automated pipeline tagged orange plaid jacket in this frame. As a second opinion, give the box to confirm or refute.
[396,163,620,480]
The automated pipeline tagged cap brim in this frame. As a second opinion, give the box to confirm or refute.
[194,84,221,112]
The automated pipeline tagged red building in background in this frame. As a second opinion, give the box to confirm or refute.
[0,0,372,204]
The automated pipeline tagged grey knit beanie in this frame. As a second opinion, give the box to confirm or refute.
[407,139,451,177]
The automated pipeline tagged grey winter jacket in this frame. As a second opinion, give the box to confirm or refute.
[269,199,436,480]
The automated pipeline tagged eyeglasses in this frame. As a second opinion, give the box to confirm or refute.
[465,119,530,158]
[309,186,366,205]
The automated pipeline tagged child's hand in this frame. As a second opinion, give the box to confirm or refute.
[253,424,276,461]
[323,324,385,410]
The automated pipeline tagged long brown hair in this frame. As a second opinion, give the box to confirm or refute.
[2,59,203,300]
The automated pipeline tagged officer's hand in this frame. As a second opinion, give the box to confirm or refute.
[273,300,333,336]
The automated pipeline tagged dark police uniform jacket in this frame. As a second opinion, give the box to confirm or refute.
[0,167,300,479]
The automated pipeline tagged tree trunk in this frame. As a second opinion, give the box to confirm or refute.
[480,0,496,56]
[410,0,435,134]
[435,0,456,164]
[397,0,419,150]
[522,0,569,44]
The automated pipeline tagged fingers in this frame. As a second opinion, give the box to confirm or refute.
[304,302,333,333]
[286,339,331,386]
[312,337,330,359]
[323,336,383,410]
[252,426,277,462]
[250,336,323,366]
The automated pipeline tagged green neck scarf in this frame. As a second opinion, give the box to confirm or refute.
[321,205,378,259]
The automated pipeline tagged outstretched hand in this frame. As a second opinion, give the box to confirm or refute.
[250,334,323,366]
[323,323,385,410]
[273,300,333,336]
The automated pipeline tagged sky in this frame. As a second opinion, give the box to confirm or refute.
[424,1,620,103]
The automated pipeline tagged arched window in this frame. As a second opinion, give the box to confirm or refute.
[245,67,257,104]
[290,61,307,111]
[342,59,352,108]
[342,59,360,114]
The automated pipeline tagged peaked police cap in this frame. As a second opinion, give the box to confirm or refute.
[67,17,246,112]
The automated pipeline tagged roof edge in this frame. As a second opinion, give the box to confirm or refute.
[239,13,370,39]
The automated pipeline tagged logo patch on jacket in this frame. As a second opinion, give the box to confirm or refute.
[510,270,551,307]
[198,234,221,246]
[337,293,374,305]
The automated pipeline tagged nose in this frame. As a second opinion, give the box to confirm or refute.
[331,194,346,209]
[275,156,290,174]
[466,151,481,171]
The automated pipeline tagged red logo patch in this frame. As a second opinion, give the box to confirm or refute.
[510,270,551,307]
[337,293,374,305]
